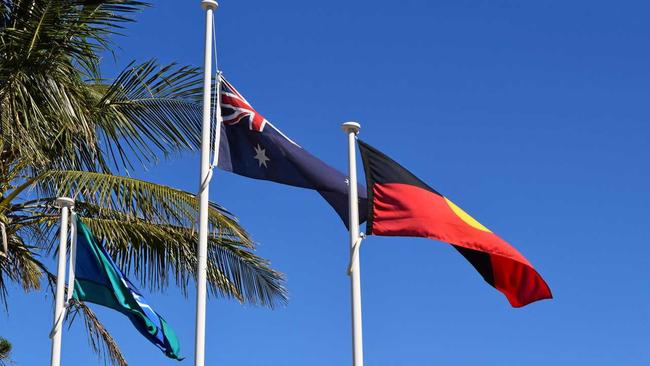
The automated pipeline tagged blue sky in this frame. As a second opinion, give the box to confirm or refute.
[3,1,650,365]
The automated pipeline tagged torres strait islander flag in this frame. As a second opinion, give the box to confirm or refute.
[358,140,552,307]
[73,218,182,360]
[217,75,367,225]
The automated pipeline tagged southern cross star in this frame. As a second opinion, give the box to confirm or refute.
[253,144,270,168]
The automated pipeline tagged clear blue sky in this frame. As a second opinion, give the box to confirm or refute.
[3,1,650,364]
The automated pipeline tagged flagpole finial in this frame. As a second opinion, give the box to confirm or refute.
[201,0,218,10]
[54,197,74,209]
[341,121,361,135]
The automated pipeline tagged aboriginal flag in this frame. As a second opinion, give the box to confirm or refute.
[358,140,552,307]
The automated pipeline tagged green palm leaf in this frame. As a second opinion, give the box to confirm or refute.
[2,1,203,172]
[30,170,287,306]
[88,60,203,170]
[0,336,12,365]
[67,299,128,366]
[37,170,245,239]
[1,1,153,172]
[79,215,286,307]
[0,230,42,308]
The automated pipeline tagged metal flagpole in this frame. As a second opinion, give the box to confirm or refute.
[195,1,218,366]
[342,121,364,366]
[50,197,74,366]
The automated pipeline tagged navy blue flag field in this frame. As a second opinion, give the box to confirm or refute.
[73,218,182,360]
[217,76,367,225]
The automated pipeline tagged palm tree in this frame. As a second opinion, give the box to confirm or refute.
[0,1,286,365]
[0,337,10,365]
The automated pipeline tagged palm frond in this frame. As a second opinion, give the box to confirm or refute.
[80,215,287,307]
[1,3,205,173]
[0,230,42,309]
[27,171,287,306]
[0,336,11,364]
[90,60,202,168]
[37,170,247,242]
[67,299,128,366]
[0,60,203,173]
[12,198,287,307]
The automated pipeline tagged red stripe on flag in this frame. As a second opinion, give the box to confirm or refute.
[251,113,265,131]
[222,94,252,109]
[371,182,552,307]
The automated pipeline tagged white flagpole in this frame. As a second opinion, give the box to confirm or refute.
[342,121,364,366]
[50,197,74,366]
[195,1,218,366]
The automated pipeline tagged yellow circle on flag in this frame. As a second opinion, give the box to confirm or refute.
[444,198,492,233]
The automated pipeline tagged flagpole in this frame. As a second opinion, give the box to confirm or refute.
[195,1,218,366]
[50,197,74,366]
[342,121,364,366]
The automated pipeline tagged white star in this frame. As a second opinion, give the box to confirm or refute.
[253,144,270,168]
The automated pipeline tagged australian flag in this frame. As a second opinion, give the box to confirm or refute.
[217,75,367,226]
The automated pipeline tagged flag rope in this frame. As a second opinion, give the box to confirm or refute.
[65,211,77,304]
[48,309,65,339]
[347,232,365,275]
[199,19,222,196]
[210,17,221,169]
[48,210,78,339]
[212,14,219,84]
[210,71,223,169]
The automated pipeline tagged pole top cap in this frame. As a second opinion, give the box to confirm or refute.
[341,121,361,134]
[201,0,218,10]
[55,197,75,209]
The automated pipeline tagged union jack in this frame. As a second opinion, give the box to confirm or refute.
[220,76,268,132]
